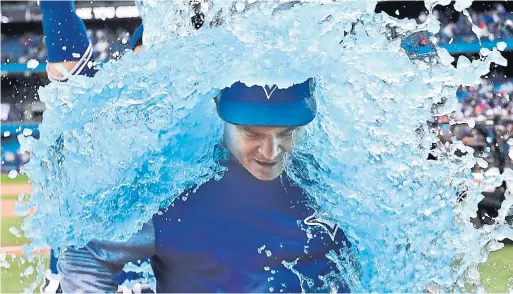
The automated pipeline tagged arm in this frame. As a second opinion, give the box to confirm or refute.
[58,222,155,293]
[39,0,95,81]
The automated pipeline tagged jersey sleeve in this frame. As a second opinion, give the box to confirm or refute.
[57,221,155,292]
[45,43,97,82]
[39,0,98,81]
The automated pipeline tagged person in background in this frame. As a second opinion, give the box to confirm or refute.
[38,1,147,293]
[459,128,474,146]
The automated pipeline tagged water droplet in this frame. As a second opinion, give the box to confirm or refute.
[22,128,33,136]
[26,59,39,69]
[8,170,18,179]
[22,266,34,277]
[9,227,21,238]
[497,41,507,51]
[235,1,245,12]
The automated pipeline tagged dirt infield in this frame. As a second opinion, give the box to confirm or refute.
[1,184,32,195]
[1,199,35,218]
[0,245,49,256]
[1,199,18,218]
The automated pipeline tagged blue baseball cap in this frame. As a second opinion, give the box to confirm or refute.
[129,24,144,50]
[217,78,317,127]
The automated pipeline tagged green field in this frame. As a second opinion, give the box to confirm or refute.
[0,194,22,201]
[1,217,30,247]
[479,244,513,293]
[0,255,48,293]
[0,216,46,293]
[0,173,29,185]
[0,194,30,201]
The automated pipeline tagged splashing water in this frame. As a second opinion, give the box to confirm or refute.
[16,0,513,292]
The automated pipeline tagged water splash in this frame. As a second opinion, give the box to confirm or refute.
[119,261,156,291]
[17,0,513,292]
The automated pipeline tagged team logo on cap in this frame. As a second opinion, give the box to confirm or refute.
[262,85,278,100]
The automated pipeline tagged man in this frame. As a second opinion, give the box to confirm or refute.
[57,78,354,293]
[459,128,474,147]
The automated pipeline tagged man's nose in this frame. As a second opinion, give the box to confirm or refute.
[259,136,281,161]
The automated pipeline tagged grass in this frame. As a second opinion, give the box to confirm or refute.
[0,255,48,293]
[0,194,29,201]
[0,173,29,185]
[0,215,46,293]
[1,217,30,247]
[479,244,513,293]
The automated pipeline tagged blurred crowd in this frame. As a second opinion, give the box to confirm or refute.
[1,33,46,65]
[429,71,513,172]
[433,117,513,171]
[436,3,513,44]
[1,27,133,65]
[3,5,513,64]
[2,5,513,65]
[455,74,513,120]
[4,8,513,173]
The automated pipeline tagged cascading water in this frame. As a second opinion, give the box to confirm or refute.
[5,0,513,292]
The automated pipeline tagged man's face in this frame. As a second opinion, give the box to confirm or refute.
[462,135,473,145]
[224,123,298,181]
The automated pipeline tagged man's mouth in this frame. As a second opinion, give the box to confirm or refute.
[254,159,278,167]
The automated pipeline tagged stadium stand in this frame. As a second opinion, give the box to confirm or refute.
[1,28,135,73]
[436,3,513,44]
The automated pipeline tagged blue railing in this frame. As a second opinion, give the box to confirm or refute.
[1,123,40,136]
[1,37,513,75]
[2,38,512,75]
[439,38,513,54]
[1,63,47,73]
[401,36,513,56]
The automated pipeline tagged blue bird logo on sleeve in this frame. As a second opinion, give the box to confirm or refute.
[304,212,339,241]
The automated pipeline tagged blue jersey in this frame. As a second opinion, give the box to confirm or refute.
[57,156,354,293]
[151,158,351,292]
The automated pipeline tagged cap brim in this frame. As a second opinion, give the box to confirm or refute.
[217,98,317,127]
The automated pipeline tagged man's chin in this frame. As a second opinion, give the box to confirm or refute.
[254,174,279,181]
[249,168,281,181]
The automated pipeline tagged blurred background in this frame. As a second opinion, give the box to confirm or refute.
[1,0,141,173]
[1,0,513,292]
